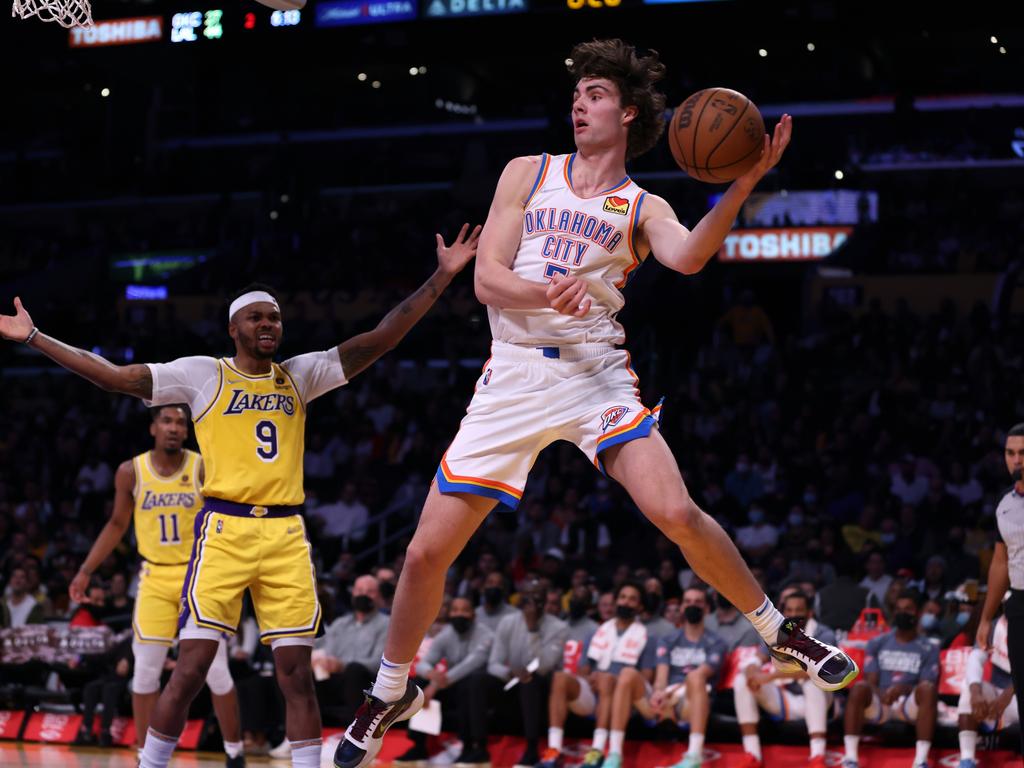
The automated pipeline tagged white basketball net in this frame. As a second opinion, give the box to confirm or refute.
[12,0,92,27]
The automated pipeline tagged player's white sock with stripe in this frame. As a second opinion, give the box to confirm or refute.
[371,656,411,702]
[742,735,761,761]
[914,740,931,765]
[843,735,859,761]
[609,730,625,755]
[224,740,243,759]
[744,596,786,646]
[959,730,977,760]
[686,732,704,758]
[810,737,826,758]
[290,740,321,768]
[548,727,563,752]
[139,728,178,768]
[591,728,608,752]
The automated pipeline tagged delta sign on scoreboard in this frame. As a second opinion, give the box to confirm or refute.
[718,226,853,263]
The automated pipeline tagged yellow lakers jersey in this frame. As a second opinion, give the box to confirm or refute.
[133,449,203,564]
[193,358,306,506]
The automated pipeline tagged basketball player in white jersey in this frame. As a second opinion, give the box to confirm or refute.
[336,39,857,768]
[69,405,243,766]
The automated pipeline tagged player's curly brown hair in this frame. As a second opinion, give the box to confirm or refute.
[568,39,667,160]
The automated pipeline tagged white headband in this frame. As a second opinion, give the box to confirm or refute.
[229,291,280,321]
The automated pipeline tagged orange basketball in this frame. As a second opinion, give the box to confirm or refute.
[668,88,765,183]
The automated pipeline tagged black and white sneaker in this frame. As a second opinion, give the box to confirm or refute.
[333,680,424,768]
[769,619,859,692]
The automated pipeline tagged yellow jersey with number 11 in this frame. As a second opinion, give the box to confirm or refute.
[133,448,203,564]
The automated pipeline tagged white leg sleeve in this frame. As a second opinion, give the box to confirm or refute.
[802,680,830,734]
[733,676,762,725]
[205,639,235,696]
[132,641,170,695]
[957,685,974,716]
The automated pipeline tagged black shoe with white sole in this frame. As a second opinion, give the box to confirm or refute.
[333,680,425,768]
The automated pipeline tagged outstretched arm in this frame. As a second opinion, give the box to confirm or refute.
[69,461,135,603]
[336,224,480,380]
[642,114,793,275]
[0,297,153,399]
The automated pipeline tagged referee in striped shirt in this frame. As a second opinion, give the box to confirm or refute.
[977,423,1024,755]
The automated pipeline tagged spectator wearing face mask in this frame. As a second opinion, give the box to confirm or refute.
[725,455,765,510]
[396,597,494,766]
[478,571,516,632]
[565,584,598,643]
[312,575,390,725]
[735,506,779,564]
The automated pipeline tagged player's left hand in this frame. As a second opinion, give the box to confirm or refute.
[436,223,482,278]
[734,114,792,192]
[0,297,34,342]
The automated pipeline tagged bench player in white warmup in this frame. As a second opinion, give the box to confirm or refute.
[335,38,858,768]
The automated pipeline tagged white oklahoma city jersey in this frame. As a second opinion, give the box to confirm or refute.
[488,152,648,346]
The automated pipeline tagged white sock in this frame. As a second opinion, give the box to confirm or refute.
[744,596,786,646]
[224,740,243,759]
[810,737,826,758]
[139,729,178,768]
[291,741,322,768]
[687,732,704,757]
[609,730,625,756]
[742,734,761,761]
[914,740,930,765]
[548,727,564,752]
[844,735,859,761]
[591,728,608,752]
[959,730,977,761]
[371,656,411,702]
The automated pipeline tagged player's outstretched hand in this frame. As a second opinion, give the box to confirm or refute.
[735,113,792,191]
[547,273,591,317]
[436,223,482,277]
[0,297,34,342]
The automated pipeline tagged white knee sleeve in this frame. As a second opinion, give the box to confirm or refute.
[733,676,761,724]
[803,681,829,733]
[132,641,170,695]
[205,639,235,697]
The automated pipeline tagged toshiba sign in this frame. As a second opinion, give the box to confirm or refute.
[69,16,162,48]
[718,227,853,262]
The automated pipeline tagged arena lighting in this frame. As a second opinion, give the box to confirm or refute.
[357,72,367,81]
[418,66,427,74]
[372,80,381,89]
[806,42,815,51]
[409,67,418,75]
[1000,46,1007,54]
[834,170,844,180]
[758,48,767,57]
[991,35,998,44]
[100,87,110,97]
[269,210,279,220]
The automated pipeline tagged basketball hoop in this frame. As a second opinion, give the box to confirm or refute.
[12,0,92,27]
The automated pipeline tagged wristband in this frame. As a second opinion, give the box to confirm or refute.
[24,327,39,345]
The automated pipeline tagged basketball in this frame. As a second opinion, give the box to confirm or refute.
[668,88,766,183]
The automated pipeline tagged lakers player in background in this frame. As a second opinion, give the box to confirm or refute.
[0,223,480,768]
[334,40,855,768]
[69,405,244,766]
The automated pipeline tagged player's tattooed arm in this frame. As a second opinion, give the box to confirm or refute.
[0,296,154,399]
[337,224,481,380]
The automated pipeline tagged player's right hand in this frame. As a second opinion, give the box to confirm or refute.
[0,297,34,342]
[976,618,992,651]
[69,570,92,604]
[546,274,591,317]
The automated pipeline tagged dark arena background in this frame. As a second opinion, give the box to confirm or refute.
[2,1,1024,766]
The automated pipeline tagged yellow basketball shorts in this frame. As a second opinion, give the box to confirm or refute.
[179,499,321,644]
[133,561,188,645]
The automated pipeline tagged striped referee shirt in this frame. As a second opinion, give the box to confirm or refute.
[995,486,1024,589]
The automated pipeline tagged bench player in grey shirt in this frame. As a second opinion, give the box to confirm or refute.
[732,591,836,767]
[842,591,939,768]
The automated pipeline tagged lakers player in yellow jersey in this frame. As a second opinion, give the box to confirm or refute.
[0,223,479,768]
[69,405,244,765]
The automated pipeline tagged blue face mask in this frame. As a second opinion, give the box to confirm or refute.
[920,613,938,630]
[956,611,971,627]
